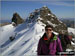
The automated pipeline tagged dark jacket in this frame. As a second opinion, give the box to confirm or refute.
[58,34,71,51]
[37,33,63,55]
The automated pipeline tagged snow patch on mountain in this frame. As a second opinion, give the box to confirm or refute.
[68,27,75,35]
[0,21,45,56]
[47,21,57,27]
[48,13,51,16]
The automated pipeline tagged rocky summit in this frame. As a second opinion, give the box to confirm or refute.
[12,13,24,25]
[28,6,68,34]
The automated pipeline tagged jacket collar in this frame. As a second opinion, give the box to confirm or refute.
[43,33,55,41]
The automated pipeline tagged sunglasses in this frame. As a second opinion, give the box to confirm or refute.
[45,28,52,31]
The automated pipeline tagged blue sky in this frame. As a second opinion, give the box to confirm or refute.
[1,0,74,20]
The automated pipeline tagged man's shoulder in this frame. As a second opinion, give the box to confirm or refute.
[53,33,59,40]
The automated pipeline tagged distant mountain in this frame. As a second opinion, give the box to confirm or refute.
[0,13,25,27]
[59,18,74,20]
[0,20,11,27]
[0,20,11,24]
[59,18,75,28]
[0,22,10,27]
[11,13,24,25]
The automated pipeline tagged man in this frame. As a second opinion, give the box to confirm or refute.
[58,32,71,51]
[37,25,63,55]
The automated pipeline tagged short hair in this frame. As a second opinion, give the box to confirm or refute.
[45,25,53,30]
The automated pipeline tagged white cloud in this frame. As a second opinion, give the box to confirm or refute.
[40,0,75,7]
[51,1,74,6]
[1,0,74,7]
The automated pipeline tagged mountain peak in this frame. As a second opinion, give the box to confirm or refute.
[11,12,24,25]
[43,5,47,7]
[28,6,68,34]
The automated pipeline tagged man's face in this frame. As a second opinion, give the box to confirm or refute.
[45,27,53,35]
